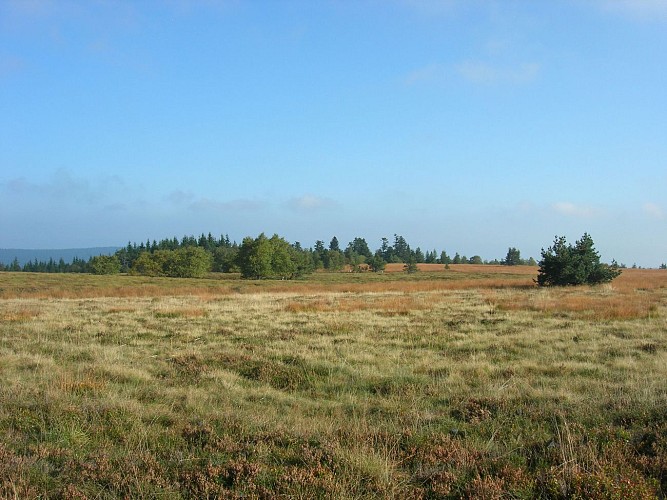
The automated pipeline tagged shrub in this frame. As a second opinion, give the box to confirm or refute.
[537,233,621,286]
[89,255,121,275]
[131,247,212,278]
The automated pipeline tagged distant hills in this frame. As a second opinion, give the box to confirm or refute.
[0,247,120,267]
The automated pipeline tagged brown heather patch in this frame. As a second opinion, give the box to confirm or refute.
[0,307,41,322]
[0,267,539,300]
[56,371,107,394]
[613,268,667,291]
[154,307,208,318]
[384,263,539,274]
[283,294,431,315]
[1,268,666,497]
[488,285,662,320]
[105,306,136,314]
[283,298,332,313]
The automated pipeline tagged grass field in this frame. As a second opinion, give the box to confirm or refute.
[1,267,666,498]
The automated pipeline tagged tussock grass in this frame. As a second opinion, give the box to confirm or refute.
[487,280,663,320]
[0,269,666,497]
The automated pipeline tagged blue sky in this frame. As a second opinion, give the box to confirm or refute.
[1,0,666,266]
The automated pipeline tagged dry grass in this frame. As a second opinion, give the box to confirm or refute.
[0,268,665,497]
[0,266,538,300]
[486,269,665,320]
[283,294,431,315]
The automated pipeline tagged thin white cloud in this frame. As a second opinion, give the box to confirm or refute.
[552,202,601,218]
[405,60,540,87]
[163,0,237,16]
[166,190,195,205]
[104,203,128,212]
[0,55,25,78]
[457,61,540,85]
[286,195,338,213]
[395,0,460,17]
[2,0,61,18]
[2,170,132,206]
[404,63,447,86]
[643,202,665,219]
[188,197,266,213]
[598,0,667,22]
[3,169,96,203]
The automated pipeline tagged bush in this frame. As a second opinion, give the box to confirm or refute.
[131,247,212,278]
[237,234,310,279]
[89,255,121,275]
[537,233,621,286]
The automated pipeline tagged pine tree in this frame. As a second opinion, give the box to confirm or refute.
[537,234,621,286]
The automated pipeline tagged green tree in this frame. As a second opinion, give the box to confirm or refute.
[131,248,211,278]
[269,234,296,278]
[89,255,121,275]
[469,255,483,265]
[380,237,394,262]
[237,234,273,279]
[213,245,239,273]
[236,233,310,279]
[165,247,212,278]
[403,255,418,274]
[367,252,386,273]
[345,237,372,261]
[324,249,345,271]
[537,234,621,286]
[414,247,425,263]
[313,240,326,269]
[329,236,340,252]
[439,250,451,265]
[132,251,168,277]
[290,243,315,278]
[9,257,21,272]
[393,234,410,262]
[503,247,522,266]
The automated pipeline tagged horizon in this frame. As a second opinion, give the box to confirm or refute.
[0,231,656,269]
[1,1,665,267]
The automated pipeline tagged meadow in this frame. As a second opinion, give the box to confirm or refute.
[0,266,665,498]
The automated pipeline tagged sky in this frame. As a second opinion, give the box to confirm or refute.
[1,0,666,266]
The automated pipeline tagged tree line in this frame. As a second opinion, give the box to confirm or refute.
[0,232,538,278]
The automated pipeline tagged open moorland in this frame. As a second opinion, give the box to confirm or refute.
[0,266,666,498]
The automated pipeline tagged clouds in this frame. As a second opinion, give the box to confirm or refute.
[456,61,540,85]
[285,195,338,213]
[1,169,126,205]
[404,60,540,87]
[643,202,665,219]
[164,190,340,215]
[188,197,266,213]
[598,0,667,22]
[0,55,25,78]
[404,63,447,86]
[551,202,601,218]
[549,201,666,221]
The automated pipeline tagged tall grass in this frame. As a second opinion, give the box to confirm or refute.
[0,269,665,497]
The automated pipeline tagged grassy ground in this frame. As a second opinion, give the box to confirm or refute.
[0,268,665,498]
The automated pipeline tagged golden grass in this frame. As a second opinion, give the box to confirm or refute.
[0,307,41,322]
[486,270,666,320]
[0,268,666,497]
[283,294,431,315]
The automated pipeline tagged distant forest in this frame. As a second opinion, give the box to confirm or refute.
[0,233,540,278]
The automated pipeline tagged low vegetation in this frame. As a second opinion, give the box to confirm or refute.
[0,267,665,498]
[537,234,621,287]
